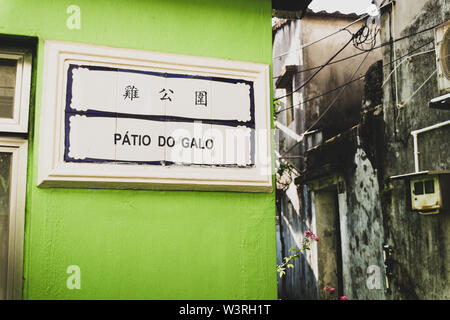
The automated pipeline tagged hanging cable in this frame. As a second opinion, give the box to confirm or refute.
[275,39,435,114]
[306,51,373,135]
[275,75,365,114]
[280,50,373,158]
[397,69,438,110]
[273,22,442,81]
[273,25,365,102]
[275,44,439,160]
[273,24,440,102]
[381,48,436,88]
[272,0,394,60]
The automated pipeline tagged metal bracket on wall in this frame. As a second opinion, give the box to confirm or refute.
[383,244,394,295]
[337,180,345,194]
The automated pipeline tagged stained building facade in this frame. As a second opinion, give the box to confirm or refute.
[275,0,450,300]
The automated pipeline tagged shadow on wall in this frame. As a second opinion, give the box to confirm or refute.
[278,250,320,300]
[276,191,319,300]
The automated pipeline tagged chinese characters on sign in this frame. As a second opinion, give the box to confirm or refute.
[39,41,272,191]
[159,88,174,101]
[123,87,208,106]
[65,65,255,167]
[195,91,207,106]
[123,85,139,100]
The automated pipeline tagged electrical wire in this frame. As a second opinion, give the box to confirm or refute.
[275,39,435,114]
[273,22,442,81]
[272,0,393,60]
[276,42,439,159]
[280,50,373,158]
[353,23,380,52]
[273,9,446,161]
[273,23,440,102]
[392,5,400,127]
[397,69,437,109]
[273,25,365,102]
[275,75,365,114]
[381,48,436,88]
[307,52,372,132]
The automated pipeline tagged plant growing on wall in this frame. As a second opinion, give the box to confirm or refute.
[276,160,295,190]
[273,100,281,125]
[277,230,350,300]
[276,230,319,277]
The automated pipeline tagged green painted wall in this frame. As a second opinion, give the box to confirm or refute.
[0,0,276,299]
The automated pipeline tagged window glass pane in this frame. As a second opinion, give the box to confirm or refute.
[0,152,12,300]
[424,180,435,194]
[414,181,424,195]
[0,59,17,119]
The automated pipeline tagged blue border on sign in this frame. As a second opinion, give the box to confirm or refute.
[64,64,256,167]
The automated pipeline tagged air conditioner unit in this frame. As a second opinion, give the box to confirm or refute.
[435,20,450,95]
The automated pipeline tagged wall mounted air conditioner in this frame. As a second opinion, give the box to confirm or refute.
[435,20,450,95]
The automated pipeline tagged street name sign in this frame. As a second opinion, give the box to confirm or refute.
[38,41,272,192]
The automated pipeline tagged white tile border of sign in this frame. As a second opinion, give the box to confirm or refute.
[38,40,273,192]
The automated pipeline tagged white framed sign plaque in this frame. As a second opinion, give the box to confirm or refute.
[38,41,272,192]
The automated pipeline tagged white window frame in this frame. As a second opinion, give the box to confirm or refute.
[38,41,273,192]
[0,137,28,300]
[0,48,32,133]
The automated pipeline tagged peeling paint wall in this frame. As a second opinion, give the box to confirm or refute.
[304,131,386,301]
[379,0,450,300]
[275,0,450,300]
[300,14,380,137]
[274,12,385,300]
[339,147,386,300]
[276,178,319,300]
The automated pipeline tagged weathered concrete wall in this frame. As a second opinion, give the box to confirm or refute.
[276,180,319,300]
[273,12,381,169]
[303,104,387,300]
[300,14,381,138]
[314,188,341,299]
[274,12,385,300]
[379,0,450,299]
[275,52,389,299]
[276,0,450,300]
[340,145,386,300]
[273,19,305,169]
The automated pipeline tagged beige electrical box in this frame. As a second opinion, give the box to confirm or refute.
[411,176,441,214]
[390,171,450,215]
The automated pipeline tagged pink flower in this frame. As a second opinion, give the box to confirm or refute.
[312,234,320,242]
[340,296,349,300]
[324,286,329,291]
[329,288,336,294]
[304,230,312,238]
